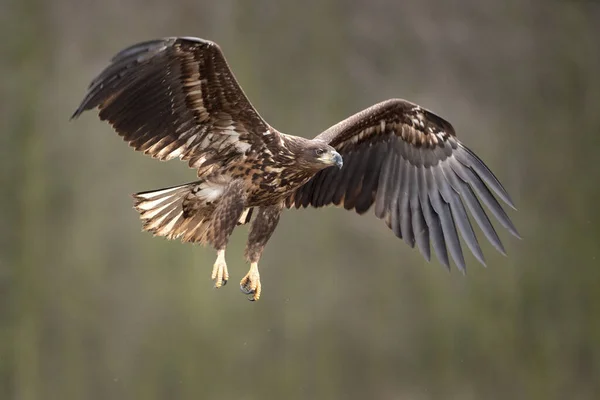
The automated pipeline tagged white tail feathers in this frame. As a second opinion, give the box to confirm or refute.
[133,181,217,243]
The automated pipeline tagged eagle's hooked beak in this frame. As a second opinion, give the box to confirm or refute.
[332,151,343,169]
[318,149,343,169]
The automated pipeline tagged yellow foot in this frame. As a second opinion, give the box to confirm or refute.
[240,262,261,301]
[211,249,229,288]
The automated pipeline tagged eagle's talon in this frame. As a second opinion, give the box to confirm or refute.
[240,262,261,301]
[239,283,253,295]
[211,249,229,289]
[214,278,227,288]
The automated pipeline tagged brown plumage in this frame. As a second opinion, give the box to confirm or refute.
[72,37,519,301]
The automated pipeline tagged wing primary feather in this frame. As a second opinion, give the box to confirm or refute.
[429,201,449,268]
[332,151,359,206]
[106,66,167,111]
[418,163,449,268]
[452,161,520,239]
[310,171,328,207]
[110,39,163,62]
[390,143,409,239]
[374,145,395,219]
[399,151,414,248]
[410,160,430,261]
[426,167,465,271]
[320,162,342,206]
[355,142,385,214]
[300,174,318,208]
[455,144,516,210]
[391,198,402,239]
[293,184,305,208]
[344,148,372,210]
[434,162,485,266]
[383,151,399,223]
[330,151,352,205]
[134,132,164,152]
[443,162,506,255]
[388,150,404,239]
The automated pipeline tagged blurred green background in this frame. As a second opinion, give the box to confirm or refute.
[1,0,599,399]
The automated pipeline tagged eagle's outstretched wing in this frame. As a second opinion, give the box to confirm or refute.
[286,99,519,271]
[72,37,278,176]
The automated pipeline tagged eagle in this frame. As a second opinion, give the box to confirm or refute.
[72,37,519,301]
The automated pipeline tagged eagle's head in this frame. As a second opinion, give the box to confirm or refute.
[299,141,343,171]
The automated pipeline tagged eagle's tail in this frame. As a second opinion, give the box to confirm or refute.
[132,180,252,244]
[133,181,212,243]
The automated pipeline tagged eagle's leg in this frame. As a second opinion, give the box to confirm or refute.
[241,204,283,301]
[206,180,247,289]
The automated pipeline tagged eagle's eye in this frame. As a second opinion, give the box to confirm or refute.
[315,148,326,156]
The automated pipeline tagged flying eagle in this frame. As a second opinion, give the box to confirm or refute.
[72,37,519,301]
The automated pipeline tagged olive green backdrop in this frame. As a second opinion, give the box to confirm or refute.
[1,0,599,399]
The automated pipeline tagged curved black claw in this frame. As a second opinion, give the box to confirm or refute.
[240,283,254,295]
[214,278,228,288]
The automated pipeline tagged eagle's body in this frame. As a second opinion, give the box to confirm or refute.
[187,134,320,207]
[73,37,519,301]
[226,135,330,205]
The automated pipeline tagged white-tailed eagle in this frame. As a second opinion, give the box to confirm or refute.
[72,37,519,301]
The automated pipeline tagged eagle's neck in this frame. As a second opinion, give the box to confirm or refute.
[273,134,327,183]
[278,133,311,153]
[245,133,327,204]
[278,135,319,170]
